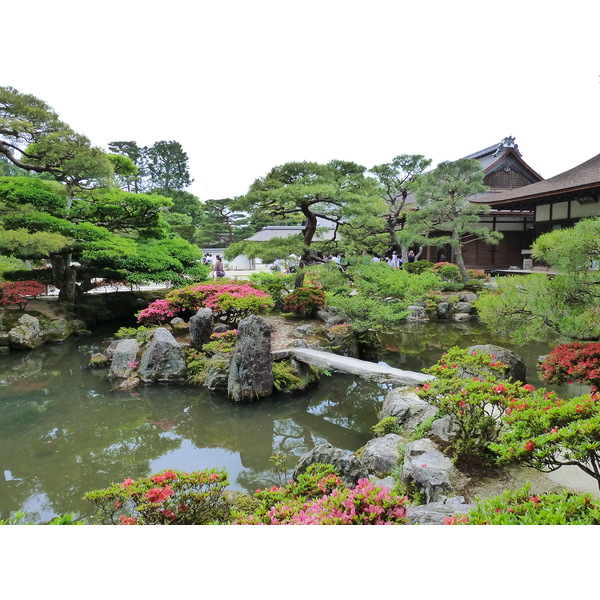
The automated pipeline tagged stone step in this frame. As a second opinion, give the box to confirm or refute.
[273,347,433,386]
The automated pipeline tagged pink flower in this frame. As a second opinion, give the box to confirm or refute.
[524,440,535,452]
[121,478,135,489]
[119,516,137,525]
[522,384,535,391]
[493,384,507,393]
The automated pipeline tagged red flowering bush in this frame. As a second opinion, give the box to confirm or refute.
[233,464,408,525]
[417,346,534,460]
[539,342,600,392]
[83,468,229,524]
[282,286,326,317]
[0,280,45,309]
[490,387,600,489]
[448,484,600,525]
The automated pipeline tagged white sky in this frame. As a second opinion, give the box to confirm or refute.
[3,0,599,201]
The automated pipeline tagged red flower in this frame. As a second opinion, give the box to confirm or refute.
[145,486,174,503]
[522,384,535,391]
[493,384,507,393]
[119,516,137,525]
[524,440,535,452]
[121,478,134,489]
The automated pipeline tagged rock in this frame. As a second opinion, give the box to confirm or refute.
[115,377,141,391]
[452,313,472,322]
[204,355,230,392]
[436,302,453,319]
[401,438,457,503]
[293,442,369,488]
[429,414,460,442]
[406,496,475,525]
[315,306,346,328]
[325,323,359,358]
[456,301,472,314]
[227,315,273,402]
[380,388,438,433]
[189,308,214,349]
[138,328,187,383]
[466,344,527,382]
[213,324,229,335]
[293,324,317,336]
[359,434,404,478]
[108,338,140,379]
[407,305,428,321]
[45,317,72,341]
[459,292,478,302]
[89,353,110,368]
[8,314,46,349]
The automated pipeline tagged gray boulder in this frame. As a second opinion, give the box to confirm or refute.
[228,315,273,402]
[138,328,187,383]
[203,355,230,392]
[108,338,141,379]
[436,302,453,319]
[293,442,369,488]
[359,433,404,478]
[189,308,214,349]
[406,496,475,525]
[380,388,438,433]
[8,314,46,349]
[401,438,456,504]
[467,344,527,382]
[315,306,346,328]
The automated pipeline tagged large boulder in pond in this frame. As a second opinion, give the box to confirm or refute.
[8,314,46,349]
[292,442,369,488]
[466,344,526,383]
[227,315,273,402]
[138,327,187,383]
[189,308,214,350]
[108,338,141,379]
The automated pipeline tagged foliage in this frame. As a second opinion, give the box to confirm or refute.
[402,259,434,275]
[185,348,208,386]
[539,342,600,392]
[490,387,600,489]
[83,468,229,524]
[431,261,461,282]
[201,329,238,356]
[371,416,402,437]
[249,271,296,309]
[138,282,273,327]
[0,511,85,525]
[114,325,159,340]
[282,286,327,316]
[417,346,525,459]
[451,484,600,525]
[233,464,409,525]
[271,359,319,393]
[401,158,501,283]
[474,218,600,343]
[0,280,45,309]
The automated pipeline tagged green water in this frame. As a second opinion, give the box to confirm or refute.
[0,320,584,523]
[0,328,389,523]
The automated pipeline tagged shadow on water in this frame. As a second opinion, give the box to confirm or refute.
[0,327,388,523]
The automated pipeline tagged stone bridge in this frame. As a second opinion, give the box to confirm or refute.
[272,347,433,386]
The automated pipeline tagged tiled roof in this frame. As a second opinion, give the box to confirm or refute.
[486,152,600,205]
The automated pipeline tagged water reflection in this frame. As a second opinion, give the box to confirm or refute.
[0,331,386,523]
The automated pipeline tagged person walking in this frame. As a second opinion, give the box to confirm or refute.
[407,250,416,263]
[213,255,225,278]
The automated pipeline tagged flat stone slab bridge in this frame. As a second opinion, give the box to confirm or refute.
[273,347,433,386]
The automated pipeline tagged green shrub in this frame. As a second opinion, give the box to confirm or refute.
[450,484,600,525]
[432,261,462,282]
[372,416,401,437]
[402,259,434,275]
[249,271,296,309]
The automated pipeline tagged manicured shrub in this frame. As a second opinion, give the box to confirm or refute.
[402,259,434,275]
[83,468,229,524]
[431,261,461,282]
[448,484,600,525]
[282,286,326,317]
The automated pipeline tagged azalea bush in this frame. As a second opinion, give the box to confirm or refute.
[233,464,409,525]
[282,286,327,317]
[137,282,274,327]
[431,261,461,282]
[539,342,600,392]
[0,280,46,309]
[490,387,600,489]
[447,484,600,525]
[83,468,229,525]
[417,346,530,460]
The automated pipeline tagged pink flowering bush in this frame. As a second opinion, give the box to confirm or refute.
[201,329,238,356]
[83,468,229,524]
[539,342,600,392]
[233,464,408,525]
[137,282,274,327]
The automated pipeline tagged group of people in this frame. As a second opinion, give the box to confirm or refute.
[370,250,416,268]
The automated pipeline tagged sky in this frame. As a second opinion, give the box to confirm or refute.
[3,0,599,203]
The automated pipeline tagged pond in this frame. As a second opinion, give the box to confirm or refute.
[0,319,593,523]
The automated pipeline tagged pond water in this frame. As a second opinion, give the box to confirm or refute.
[0,319,593,523]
